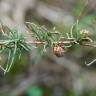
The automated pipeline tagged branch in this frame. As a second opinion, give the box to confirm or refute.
[0,22,95,74]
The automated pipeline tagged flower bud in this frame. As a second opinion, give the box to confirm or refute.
[53,45,66,57]
[80,29,92,37]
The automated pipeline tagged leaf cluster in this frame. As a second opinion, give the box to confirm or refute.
[0,24,31,74]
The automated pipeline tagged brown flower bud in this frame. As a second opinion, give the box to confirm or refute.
[53,45,66,57]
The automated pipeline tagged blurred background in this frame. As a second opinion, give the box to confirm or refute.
[0,0,96,96]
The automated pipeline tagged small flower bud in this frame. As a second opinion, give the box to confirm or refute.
[80,29,92,37]
[53,45,66,57]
